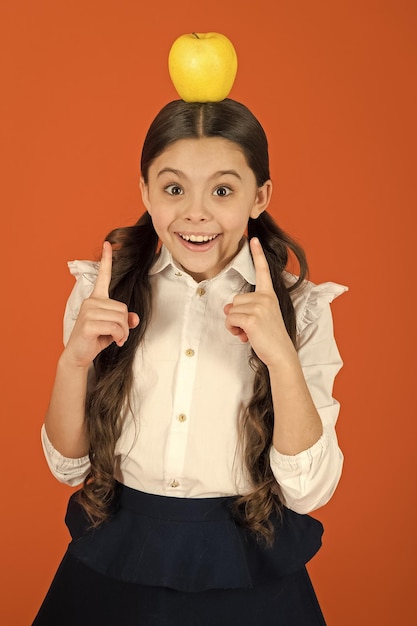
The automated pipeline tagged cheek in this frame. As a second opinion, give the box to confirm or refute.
[224,211,251,235]
[149,209,172,237]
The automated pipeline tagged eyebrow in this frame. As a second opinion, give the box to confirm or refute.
[157,167,242,180]
[215,170,242,180]
[157,168,183,178]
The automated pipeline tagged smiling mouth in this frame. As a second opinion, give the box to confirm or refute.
[178,233,220,244]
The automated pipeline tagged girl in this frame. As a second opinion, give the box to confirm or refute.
[34,99,346,625]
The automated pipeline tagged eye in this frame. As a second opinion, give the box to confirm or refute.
[165,184,183,196]
[213,186,232,197]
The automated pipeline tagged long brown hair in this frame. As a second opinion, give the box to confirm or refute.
[78,100,307,543]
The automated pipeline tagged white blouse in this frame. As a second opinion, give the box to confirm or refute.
[41,239,347,514]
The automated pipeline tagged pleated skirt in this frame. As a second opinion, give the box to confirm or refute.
[32,484,327,625]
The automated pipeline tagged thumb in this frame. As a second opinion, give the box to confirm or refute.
[128,312,140,329]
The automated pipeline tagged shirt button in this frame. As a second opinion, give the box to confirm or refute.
[170,480,179,488]
[197,287,206,297]
[185,348,195,357]
[178,413,187,422]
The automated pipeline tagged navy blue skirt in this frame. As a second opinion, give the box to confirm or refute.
[33,485,326,625]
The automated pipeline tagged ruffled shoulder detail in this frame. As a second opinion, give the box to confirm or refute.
[67,259,99,284]
[63,260,99,345]
[283,272,348,335]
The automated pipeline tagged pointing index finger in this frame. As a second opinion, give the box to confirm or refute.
[250,237,274,293]
[92,241,113,298]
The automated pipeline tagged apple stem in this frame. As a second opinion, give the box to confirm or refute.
[192,32,200,39]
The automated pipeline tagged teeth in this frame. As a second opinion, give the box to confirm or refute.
[179,234,218,243]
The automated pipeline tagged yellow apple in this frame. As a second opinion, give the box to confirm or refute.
[168,32,238,102]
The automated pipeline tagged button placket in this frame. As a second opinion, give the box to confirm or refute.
[164,281,208,487]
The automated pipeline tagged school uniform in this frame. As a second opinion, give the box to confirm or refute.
[34,239,347,625]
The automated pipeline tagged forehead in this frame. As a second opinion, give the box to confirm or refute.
[150,137,250,173]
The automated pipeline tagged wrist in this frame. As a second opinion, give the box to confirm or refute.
[266,339,299,373]
[58,349,93,373]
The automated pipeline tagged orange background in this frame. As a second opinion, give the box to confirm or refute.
[1,1,416,623]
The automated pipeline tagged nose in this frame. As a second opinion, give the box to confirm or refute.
[183,202,210,223]
[184,214,207,222]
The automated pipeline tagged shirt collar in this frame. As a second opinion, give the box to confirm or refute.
[149,238,256,286]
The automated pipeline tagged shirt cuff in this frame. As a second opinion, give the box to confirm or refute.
[269,429,343,514]
[41,424,90,486]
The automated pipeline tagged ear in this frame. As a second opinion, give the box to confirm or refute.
[250,179,273,219]
[139,177,151,213]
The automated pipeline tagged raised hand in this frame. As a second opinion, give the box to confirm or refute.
[64,241,140,368]
[224,237,294,367]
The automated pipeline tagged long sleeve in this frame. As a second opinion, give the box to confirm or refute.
[41,260,98,485]
[269,281,347,513]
